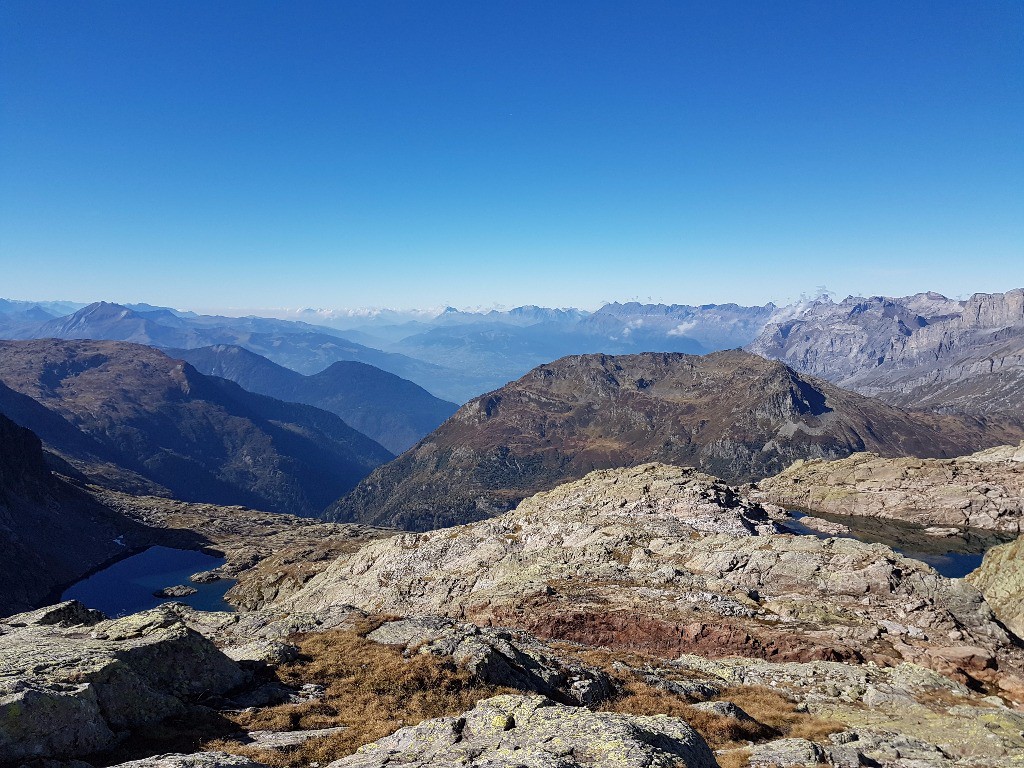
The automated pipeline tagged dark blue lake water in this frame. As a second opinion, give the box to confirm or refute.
[785,511,1009,579]
[62,546,235,618]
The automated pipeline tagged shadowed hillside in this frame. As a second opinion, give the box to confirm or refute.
[0,340,393,516]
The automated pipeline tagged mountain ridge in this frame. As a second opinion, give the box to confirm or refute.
[172,344,458,453]
[327,349,1022,531]
[0,339,393,516]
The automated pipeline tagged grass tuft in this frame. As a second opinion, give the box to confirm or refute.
[204,626,512,767]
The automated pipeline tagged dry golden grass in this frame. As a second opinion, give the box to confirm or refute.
[599,680,776,748]
[725,686,843,744]
[599,673,841,754]
[126,617,842,768]
[714,747,752,768]
[204,619,512,767]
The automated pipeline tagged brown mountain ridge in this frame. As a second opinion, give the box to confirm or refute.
[327,350,1024,530]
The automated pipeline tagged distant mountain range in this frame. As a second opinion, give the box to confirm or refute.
[0,301,481,403]
[170,345,458,453]
[327,350,1023,531]
[747,289,1024,416]
[0,299,778,402]
[2,289,1022,415]
[0,340,393,516]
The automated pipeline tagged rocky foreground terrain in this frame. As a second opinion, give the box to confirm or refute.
[329,350,1023,531]
[5,462,1023,768]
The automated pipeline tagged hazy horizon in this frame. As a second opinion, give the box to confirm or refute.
[2,283,1021,324]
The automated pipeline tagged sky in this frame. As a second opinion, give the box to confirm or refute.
[1,1,1022,312]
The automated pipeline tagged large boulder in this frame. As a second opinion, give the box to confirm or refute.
[967,534,1024,639]
[0,602,246,762]
[327,694,717,768]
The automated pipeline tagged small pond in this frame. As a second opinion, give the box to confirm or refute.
[61,546,235,618]
[784,510,1013,579]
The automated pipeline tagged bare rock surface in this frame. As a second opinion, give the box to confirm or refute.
[325,694,717,768]
[0,601,246,762]
[756,443,1024,532]
[108,753,269,768]
[288,464,1017,684]
[747,737,825,767]
[154,584,198,598]
[246,726,348,749]
[967,534,1024,638]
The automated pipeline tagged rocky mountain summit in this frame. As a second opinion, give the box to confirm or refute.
[328,350,1022,531]
[0,339,392,516]
[747,288,1024,416]
[755,442,1024,533]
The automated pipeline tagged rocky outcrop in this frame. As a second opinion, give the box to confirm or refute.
[328,350,1018,531]
[294,464,1018,685]
[155,584,199,598]
[967,535,1024,639]
[667,654,1024,765]
[326,694,717,768]
[755,442,1024,532]
[367,617,613,706]
[0,602,246,762]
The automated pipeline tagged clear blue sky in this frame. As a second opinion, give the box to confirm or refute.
[1,1,1021,311]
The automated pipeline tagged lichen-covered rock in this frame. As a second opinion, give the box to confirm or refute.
[108,753,269,768]
[755,444,1024,533]
[326,694,717,768]
[367,617,613,705]
[690,699,759,724]
[0,602,246,762]
[748,738,825,766]
[967,534,1024,639]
